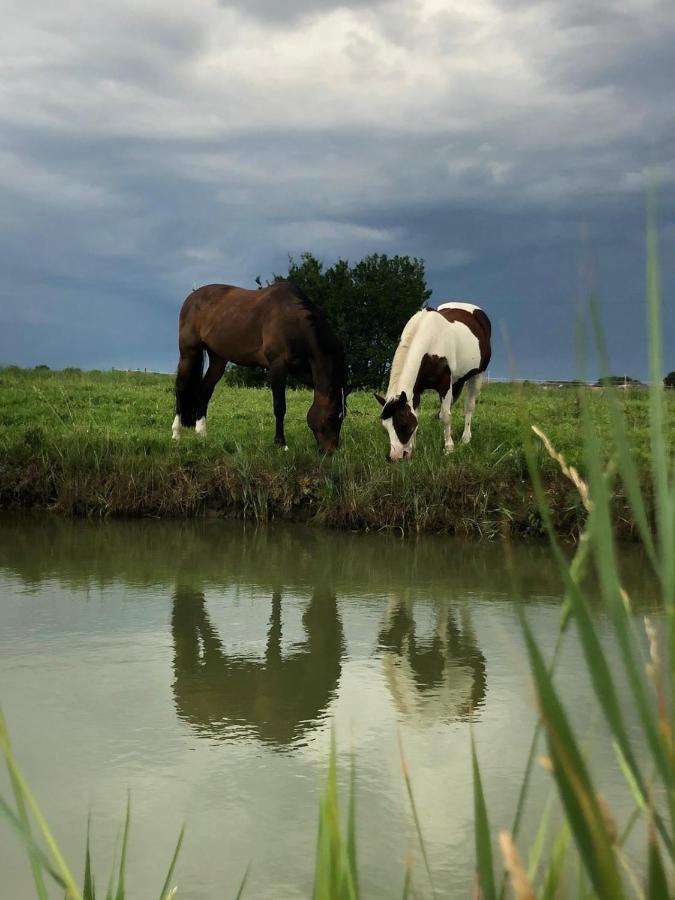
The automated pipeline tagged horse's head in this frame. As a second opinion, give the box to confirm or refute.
[307,387,348,453]
[375,391,418,461]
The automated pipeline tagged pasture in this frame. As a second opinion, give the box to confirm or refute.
[1,365,670,537]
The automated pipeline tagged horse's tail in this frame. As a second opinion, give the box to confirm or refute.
[175,346,204,427]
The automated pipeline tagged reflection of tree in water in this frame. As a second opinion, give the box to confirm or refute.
[378,598,486,722]
[171,586,345,747]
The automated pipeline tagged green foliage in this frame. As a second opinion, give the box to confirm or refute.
[269,252,431,388]
[664,372,675,389]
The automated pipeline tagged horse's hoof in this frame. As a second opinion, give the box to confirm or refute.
[444,445,455,455]
[284,445,289,452]
[171,433,180,442]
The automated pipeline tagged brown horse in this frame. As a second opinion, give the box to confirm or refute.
[173,281,348,452]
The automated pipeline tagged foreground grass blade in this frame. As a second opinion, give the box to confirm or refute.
[114,794,131,900]
[157,824,184,900]
[0,711,82,898]
[0,707,49,900]
[234,862,251,900]
[471,735,495,900]
[647,817,669,900]
[399,734,435,897]
[313,730,358,900]
[589,299,658,569]
[540,822,570,900]
[83,817,95,900]
[519,611,626,899]
[580,390,672,791]
[0,793,68,889]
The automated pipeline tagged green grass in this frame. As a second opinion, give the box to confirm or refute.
[0,366,671,536]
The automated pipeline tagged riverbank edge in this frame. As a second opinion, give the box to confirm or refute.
[0,456,643,540]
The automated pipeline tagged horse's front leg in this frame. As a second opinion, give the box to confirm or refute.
[270,368,288,449]
[439,390,454,453]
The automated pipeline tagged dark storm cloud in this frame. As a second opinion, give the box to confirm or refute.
[0,0,673,380]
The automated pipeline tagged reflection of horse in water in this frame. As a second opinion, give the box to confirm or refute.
[171,586,345,746]
[378,597,486,722]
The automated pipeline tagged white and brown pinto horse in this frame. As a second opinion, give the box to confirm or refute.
[375,303,491,460]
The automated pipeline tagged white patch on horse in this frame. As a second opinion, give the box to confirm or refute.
[195,417,207,436]
[171,414,181,441]
[382,416,415,461]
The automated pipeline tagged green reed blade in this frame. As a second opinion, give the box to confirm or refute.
[401,858,412,900]
[527,795,553,886]
[471,734,496,900]
[589,298,658,569]
[540,821,570,900]
[580,390,672,790]
[0,715,82,898]
[646,205,675,725]
[520,611,626,899]
[0,706,49,900]
[0,792,68,889]
[345,752,359,900]
[83,816,95,900]
[157,824,184,900]
[234,862,251,900]
[647,820,669,900]
[114,794,131,900]
[399,734,435,897]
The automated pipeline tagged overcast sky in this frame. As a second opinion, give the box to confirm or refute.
[0,0,673,379]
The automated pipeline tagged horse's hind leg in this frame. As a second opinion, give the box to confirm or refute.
[461,373,483,444]
[173,347,204,440]
[270,365,288,449]
[195,351,227,436]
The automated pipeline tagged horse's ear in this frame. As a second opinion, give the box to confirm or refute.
[373,393,386,407]
[400,391,407,405]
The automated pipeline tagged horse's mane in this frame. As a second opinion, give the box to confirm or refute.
[282,281,347,384]
[387,310,427,396]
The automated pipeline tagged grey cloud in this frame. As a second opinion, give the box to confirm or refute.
[219,0,385,25]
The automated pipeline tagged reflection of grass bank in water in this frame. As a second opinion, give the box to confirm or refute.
[1,368,670,537]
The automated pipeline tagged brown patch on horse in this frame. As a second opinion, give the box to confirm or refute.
[435,307,492,370]
[413,354,451,406]
[381,392,417,444]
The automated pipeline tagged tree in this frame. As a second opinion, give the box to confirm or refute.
[269,252,431,389]
[664,371,675,388]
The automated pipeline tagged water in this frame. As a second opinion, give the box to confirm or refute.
[0,517,660,898]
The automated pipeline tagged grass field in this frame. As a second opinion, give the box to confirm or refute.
[0,365,671,536]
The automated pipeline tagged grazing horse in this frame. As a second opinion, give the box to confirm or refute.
[173,281,348,452]
[375,302,491,460]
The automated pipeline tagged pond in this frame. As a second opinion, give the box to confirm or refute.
[0,517,659,898]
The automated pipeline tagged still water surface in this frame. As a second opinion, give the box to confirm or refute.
[0,518,659,898]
